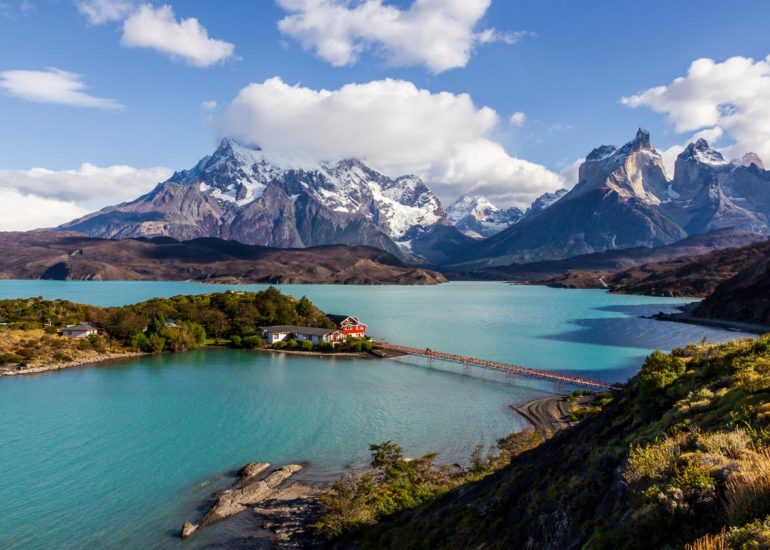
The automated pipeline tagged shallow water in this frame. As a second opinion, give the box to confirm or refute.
[0,281,753,548]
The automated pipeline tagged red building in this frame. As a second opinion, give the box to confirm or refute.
[327,314,367,338]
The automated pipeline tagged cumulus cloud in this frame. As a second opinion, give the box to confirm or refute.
[622,55,770,167]
[509,111,526,127]
[277,0,524,73]
[0,67,122,109]
[121,4,235,67]
[215,77,563,208]
[0,163,171,208]
[0,189,89,231]
[76,0,136,24]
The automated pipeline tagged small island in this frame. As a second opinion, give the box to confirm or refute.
[0,288,375,376]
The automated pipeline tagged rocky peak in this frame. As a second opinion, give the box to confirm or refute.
[679,139,728,167]
[631,128,652,150]
[585,145,617,162]
[446,194,522,238]
[732,152,765,170]
[523,189,568,219]
[577,129,667,204]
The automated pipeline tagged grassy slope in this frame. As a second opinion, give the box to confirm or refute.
[358,336,770,549]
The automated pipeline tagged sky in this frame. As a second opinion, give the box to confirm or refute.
[1,0,770,230]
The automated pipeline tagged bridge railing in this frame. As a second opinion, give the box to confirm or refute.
[379,343,617,390]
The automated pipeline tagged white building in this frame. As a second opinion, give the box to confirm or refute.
[261,325,343,346]
[61,323,99,338]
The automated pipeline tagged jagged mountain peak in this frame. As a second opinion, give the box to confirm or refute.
[446,194,522,238]
[446,194,498,218]
[577,129,667,205]
[523,188,568,219]
[679,138,728,167]
[732,152,765,170]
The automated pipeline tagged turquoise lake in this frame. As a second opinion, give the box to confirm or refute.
[0,281,755,548]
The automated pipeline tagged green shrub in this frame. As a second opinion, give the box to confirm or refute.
[640,350,686,390]
[230,335,242,347]
[315,341,333,352]
[242,335,263,349]
[147,333,165,353]
[300,340,313,351]
[0,352,24,365]
[130,332,150,352]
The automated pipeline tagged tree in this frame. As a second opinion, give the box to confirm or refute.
[147,333,165,353]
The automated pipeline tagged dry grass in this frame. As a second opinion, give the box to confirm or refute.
[685,530,729,550]
[725,450,770,526]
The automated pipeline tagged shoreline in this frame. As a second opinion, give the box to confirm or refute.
[187,392,570,546]
[0,346,383,378]
[255,347,377,359]
[651,312,769,335]
[0,350,148,377]
[510,395,574,434]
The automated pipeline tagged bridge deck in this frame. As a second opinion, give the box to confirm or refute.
[379,343,617,390]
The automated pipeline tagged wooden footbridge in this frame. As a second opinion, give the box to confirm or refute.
[378,343,618,390]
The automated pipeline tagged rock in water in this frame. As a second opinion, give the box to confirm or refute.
[239,462,270,482]
[180,521,197,538]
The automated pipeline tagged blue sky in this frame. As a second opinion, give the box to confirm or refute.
[1,0,769,228]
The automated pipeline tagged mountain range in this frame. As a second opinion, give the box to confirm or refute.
[454,129,770,267]
[60,129,770,268]
[0,230,446,285]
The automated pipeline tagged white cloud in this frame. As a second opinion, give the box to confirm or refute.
[0,164,172,210]
[76,0,136,24]
[215,77,563,208]
[277,0,524,74]
[559,158,582,186]
[509,111,526,127]
[622,54,770,167]
[0,68,122,110]
[200,99,217,111]
[121,4,235,67]
[0,189,88,231]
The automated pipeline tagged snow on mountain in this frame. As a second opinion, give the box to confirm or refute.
[731,152,765,170]
[63,138,451,258]
[445,195,523,238]
[522,189,568,219]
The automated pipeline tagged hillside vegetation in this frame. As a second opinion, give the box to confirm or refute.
[323,335,770,549]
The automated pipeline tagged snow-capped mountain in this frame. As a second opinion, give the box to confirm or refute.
[665,139,769,234]
[445,195,523,238]
[522,188,568,219]
[452,129,770,267]
[61,138,454,261]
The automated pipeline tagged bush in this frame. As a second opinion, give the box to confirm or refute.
[242,335,263,349]
[315,341,333,352]
[0,352,24,365]
[130,332,150,352]
[300,340,313,351]
[147,333,165,353]
[725,452,770,526]
[640,350,686,390]
[230,335,242,347]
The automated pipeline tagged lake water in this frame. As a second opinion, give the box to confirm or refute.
[0,281,753,548]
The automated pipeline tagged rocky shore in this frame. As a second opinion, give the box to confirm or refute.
[181,461,325,546]
[0,350,145,377]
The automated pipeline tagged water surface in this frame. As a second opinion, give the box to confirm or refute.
[0,281,753,548]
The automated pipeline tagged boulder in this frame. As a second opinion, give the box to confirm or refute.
[180,521,197,538]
